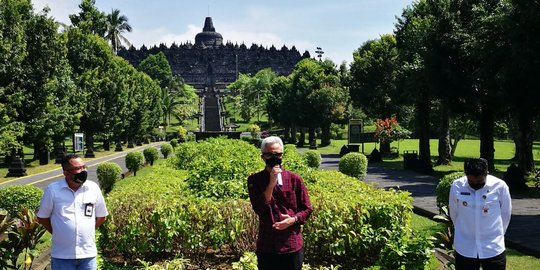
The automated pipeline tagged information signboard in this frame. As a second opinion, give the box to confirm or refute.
[74,133,84,152]
[348,119,363,144]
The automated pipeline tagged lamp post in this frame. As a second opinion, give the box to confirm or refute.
[315,47,324,62]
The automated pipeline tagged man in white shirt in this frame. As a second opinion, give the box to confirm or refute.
[37,154,108,270]
[449,158,512,270]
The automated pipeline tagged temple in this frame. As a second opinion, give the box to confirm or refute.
[118,17,310,132]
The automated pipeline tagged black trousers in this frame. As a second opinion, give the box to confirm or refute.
[455,251,506,270]
[256,248,304,270]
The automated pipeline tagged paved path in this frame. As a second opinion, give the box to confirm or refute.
[320,154,540,258]
[0,142,163,189]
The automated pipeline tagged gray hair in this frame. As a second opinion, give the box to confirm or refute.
[260,136,283,153]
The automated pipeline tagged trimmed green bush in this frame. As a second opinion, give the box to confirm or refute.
[338,152,368,180]
[177,126,188,142]
[143,147,160,165]
[125,151,144,176]
[97,162,122,194]
[303,150,321,168]
[170,138,179,149]
[0,185,43,217]
[160,144,173,158]
[174,138,263,199]
[100,164,257,262]
[303,170,431,269]
[436,171,464,210]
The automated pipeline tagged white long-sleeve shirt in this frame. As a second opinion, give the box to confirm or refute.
[449,175,512,259]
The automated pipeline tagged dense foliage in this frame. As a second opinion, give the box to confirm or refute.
[100,165,257,267]
[173,138,263,199]
[338,152,368,180]
[0,185,43,217]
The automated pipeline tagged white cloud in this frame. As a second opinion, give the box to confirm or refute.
[32,0,78,24]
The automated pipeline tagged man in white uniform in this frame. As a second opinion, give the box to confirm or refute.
[37,154,108,270]
[449,158,512,270]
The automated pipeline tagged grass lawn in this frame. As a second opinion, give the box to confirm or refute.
[300,138,540,179]
[411,214,540,269]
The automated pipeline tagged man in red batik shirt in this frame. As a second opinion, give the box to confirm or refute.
[248,136,313,270]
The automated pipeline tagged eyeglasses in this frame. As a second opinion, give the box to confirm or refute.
[262,152,283,158]
[67,165,86,172]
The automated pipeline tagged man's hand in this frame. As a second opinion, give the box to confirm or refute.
[263,165,282,202]
[272,214,296,230]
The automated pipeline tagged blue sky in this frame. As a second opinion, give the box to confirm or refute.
[33,0,414,65]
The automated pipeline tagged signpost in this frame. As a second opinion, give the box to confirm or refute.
[348,119,378,153]
[74,133,84,153]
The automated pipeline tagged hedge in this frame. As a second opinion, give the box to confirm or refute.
[0,185,43,217]
[173,138,263,199]
[101,162,431,269]
[100,165,257,265]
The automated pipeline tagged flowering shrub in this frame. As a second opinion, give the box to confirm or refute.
[374,115,399,144]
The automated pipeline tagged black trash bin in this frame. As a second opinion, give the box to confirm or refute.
[38,148,49,165]
[403,150,418,170]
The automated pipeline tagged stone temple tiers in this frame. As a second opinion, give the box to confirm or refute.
[118,17,310,132]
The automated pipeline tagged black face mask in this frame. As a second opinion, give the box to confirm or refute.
[469,182,485,190]
[265,157,282,168]
[72,170,88,184]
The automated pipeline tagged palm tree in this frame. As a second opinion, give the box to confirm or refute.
[106,9,132,54]
[162,89,182,127]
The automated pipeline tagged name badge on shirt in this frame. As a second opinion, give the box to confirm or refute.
[460,192,471,195]
[85,203,94,217]
[482,205,489,216]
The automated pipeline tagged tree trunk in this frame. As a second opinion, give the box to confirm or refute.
[290,126,297,144]
[297,128,306,147]
[417,94,432,171]
[380,141,391,154]
[517,110,535,173]
[284,126,291,143]
[450,138,460,159]
[321,123,331,146]
[437,105,452,165]
[479,105,495,172]
[308,127,316,148]
[511,117,521,161]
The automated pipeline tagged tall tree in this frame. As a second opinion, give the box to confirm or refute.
[20,9,81,158]
[137,52,172,88]
[462,0,509,171]
[227,68,277,122]
[69,0,107,37]
[395,0,435,171]
[66,28,114,154]
[106,8,132,54]
[500,0,540,173]
[0,0,31,155]
[350,34,403,153]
